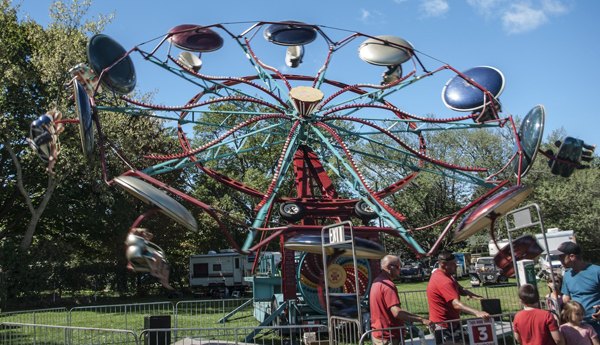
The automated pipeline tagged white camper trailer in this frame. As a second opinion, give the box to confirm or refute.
[536,228,575,273]
[189,250,282,290]
[189,250,249,290]
[535,228,575,254]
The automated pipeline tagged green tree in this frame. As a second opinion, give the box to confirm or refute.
[0,0,195,302]
[1,0,113,250]
[522,128,600,256]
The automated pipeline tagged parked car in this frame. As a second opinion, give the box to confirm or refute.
[470,257,508,286]
[400,261,428,282]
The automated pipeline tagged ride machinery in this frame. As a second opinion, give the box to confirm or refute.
[28,21,589,325]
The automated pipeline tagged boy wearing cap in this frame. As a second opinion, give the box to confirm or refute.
[553,241,600,335]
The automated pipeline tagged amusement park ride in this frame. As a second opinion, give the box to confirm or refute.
[27,21,594,332]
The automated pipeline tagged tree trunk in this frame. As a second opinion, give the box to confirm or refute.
[2,132,58,250]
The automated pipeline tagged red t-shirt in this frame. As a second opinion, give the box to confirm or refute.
[427,269,460,326]
[369,274,404,339]
[513,308,559,345]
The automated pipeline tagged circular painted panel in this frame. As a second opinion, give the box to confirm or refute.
[114,175,198,232]
[550,137,583,178]
[512,105,545,178]
[74,80,95,157]
[358,35,414,66]
[87,34,136,94]
[493,235,543,277]
[263,21,317,46]
[297,252,371,315]
[284,234,386,259]
[442,66,505,112]
[168,24,224,52]
[453,185,532,243]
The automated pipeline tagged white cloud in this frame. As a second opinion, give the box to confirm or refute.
[541,0,568,14]
[360,8,371,23]
[420,0,450,17]
[502,3,548,34]
[466,0,504,16]
[465,0,571,34]
[358,8,386,24]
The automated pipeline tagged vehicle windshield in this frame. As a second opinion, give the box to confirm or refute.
[549,254,559,261]
[404,261,420,267]
[478,259,494,266]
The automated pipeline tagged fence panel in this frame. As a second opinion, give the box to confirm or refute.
[70,302,174,333]
[398,284,521,318]
[174,299,258,342]
[360,313,517,345]
[0,307,68,326]
[330,317,362,345]
[0,322,138,345]
[465,284,521,314]
[141,324,328,345]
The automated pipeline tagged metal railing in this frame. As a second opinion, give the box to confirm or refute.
[140,324,328,345]
[0,322,138,345]
[1,312,520,345]
[0,291,525,345]
[397,283,521,318]
[174,298,256,342]
[360,313,517,345]
[69,301,174,332]
[0,307,68,326]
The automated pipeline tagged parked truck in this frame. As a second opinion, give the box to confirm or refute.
[470,256,508,286]
[452,253,472,277]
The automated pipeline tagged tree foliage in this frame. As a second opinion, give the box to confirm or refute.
[0,0,192,304]
[1,0,599,310]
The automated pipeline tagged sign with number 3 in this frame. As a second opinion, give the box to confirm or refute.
[467,319,498,345]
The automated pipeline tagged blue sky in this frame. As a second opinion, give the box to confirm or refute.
[17,0,600,145]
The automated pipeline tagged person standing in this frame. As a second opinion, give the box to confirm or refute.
[370,255,433,345]
[514,284,564,345]
[554,242,600,335]
[560,300,599,345]
[426,252,490,344]
[546,273,564,317]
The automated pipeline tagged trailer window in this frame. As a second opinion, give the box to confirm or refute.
[193,263,209,278]
[213,264,221,271]
[235,258,240,269]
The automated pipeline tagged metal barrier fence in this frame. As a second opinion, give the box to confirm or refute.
[140,324,328,345]
[0,286,520,328]
[330,316,362,345]
[1,317,516,345]
[69,301,174,332]
[174,299,257,342]
[360,313,517,345]
[398,284,521,317]
[0,322,138,345]
[0,307,69,326]
[0,288,524,345]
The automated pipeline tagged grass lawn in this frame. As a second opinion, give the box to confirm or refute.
[1,278,525,344]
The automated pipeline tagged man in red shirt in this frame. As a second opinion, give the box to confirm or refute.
[427,252,490,344]
[370,255,433,345]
